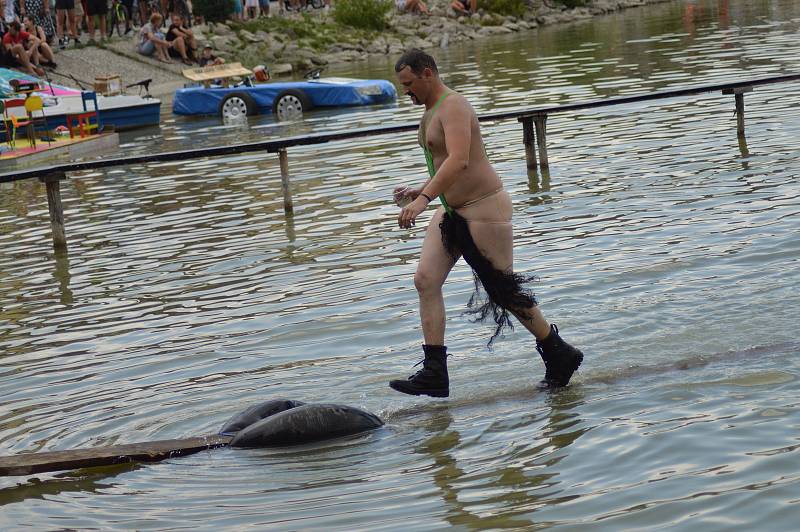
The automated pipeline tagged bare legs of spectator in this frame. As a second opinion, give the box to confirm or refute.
[171,36,193,64]
[405,0,429,14]
[86,14,107,42]
[10,43,44,76]
[56,8,78,46]
[155,41,171,62]
[37,41,57,64]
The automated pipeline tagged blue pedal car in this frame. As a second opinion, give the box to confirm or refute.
[173,63,397,121]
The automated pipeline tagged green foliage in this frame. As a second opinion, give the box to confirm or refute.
[237,13,318,40]
[194,0,234,23]
[481,0,526,18]
[333,0,393,31]
[231,13,373,52]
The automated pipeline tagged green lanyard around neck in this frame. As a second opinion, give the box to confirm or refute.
[421,91,453,214]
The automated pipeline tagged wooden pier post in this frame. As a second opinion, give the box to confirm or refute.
[722,86,753,137]
[521,117,537,169]
[277,148,294,215]
[39,171,68,252]
[533,114,549,168]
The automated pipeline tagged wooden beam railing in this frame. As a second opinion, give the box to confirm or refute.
[2,72,798,252]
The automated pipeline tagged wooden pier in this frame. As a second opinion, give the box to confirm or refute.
[0,435,232,476]
[1,72,799,253]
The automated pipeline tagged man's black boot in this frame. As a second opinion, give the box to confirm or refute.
[389,344,449,397]
[536,324,583,388]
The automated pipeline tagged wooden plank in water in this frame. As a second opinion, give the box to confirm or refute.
[0,434,232,477]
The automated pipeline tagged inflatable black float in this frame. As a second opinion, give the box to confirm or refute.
[0,398,384,476]
[220,398,385,447]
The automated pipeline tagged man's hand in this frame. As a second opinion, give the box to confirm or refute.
[398,196,429,229]
[393,185,420,207]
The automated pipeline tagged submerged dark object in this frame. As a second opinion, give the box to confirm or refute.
[228,402,384,448]
[219,398,306,436]
[0,398,384,476]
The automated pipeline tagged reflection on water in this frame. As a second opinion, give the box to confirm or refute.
[2,0,800,529]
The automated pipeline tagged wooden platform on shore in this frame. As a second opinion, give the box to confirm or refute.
[0,434,232,476]
[0,132,119,171]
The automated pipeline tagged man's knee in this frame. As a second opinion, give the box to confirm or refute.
[414,268,444,295]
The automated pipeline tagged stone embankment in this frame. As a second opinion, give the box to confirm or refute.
[48,0,671,99]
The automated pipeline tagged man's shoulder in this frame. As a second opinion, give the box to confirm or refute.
[440,92,475,116]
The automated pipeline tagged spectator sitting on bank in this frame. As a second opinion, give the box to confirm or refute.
[166,13,196,65]
[22,15,56,67]
[198,43,224,67]
[451,0,476,15]
[136,12,172,63]
[1,20,45,76]
[396,0,429,15]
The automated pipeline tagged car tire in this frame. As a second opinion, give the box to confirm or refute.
[272,90,312,121]
[219,92,258,120]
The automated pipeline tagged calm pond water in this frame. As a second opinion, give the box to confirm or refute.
[2,0,800,529]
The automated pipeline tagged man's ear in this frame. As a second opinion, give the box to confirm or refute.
[423,67,434,80]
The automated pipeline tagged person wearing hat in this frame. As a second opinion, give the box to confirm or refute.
[198,42,224,67]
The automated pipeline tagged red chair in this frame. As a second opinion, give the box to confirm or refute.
[67,91,100,138]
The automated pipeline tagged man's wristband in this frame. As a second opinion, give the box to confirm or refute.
[420,192,433,203]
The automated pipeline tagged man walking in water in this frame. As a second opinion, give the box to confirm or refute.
[388,49,583,398]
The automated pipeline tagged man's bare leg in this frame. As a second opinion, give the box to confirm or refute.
[389,208,455,397]
[465,218,552,340]
[415,208,457,345]
[465,211,583,387]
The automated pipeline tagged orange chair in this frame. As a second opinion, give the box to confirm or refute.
[3,98,30,149]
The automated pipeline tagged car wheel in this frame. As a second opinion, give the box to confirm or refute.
[219,92,258,120]
[272,90,311,121]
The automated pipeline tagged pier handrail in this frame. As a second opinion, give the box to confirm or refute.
[2,72,799,184]
[4,71,798,252]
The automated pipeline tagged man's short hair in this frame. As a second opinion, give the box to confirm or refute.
[395,48,438,75]
[9,20,21,32]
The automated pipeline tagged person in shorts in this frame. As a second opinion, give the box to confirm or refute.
[84,0,106,43]
[136,12,170,63]
[166,13,196,65]
[54,0,77,48]
[72,0,84,45]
